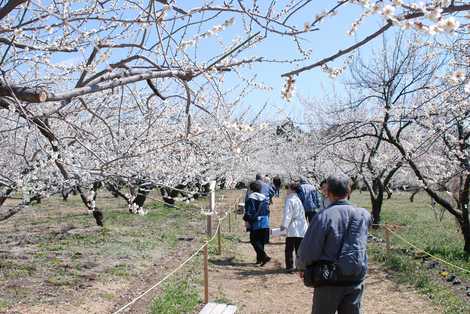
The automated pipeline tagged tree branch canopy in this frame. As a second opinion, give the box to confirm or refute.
[0,84,48,103]
[0,69,192,103]
[0,0,27,21]
[282,3,470,77]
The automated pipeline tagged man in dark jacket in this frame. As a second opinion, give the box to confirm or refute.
[245,174,275,204]
[297,174,371,314]
[297,177,320,223]
[257,173,275,201]
[273,175,282,197]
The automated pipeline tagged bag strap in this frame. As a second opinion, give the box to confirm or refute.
[336,207,355,261]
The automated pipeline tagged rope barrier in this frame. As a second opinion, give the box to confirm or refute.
[112,198,238,314]
[379,224,470,274]
[145,194,202,212]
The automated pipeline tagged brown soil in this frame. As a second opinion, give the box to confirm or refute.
[207,194,442,314]
[0,193,208,314]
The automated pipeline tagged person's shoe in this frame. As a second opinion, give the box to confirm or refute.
[286,268,295,274]
[260,256,271,267]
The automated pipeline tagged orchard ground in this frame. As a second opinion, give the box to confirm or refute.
[0,190,468,313]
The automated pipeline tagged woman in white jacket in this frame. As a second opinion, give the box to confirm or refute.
[280,182,308,273]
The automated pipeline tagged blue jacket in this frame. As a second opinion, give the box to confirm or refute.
[296,200,371,282]
[243,192,269,230]
[259,179,275,202]
[244,180,275,206]
[297,182,319,212]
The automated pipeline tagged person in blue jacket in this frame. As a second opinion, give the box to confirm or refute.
[317,179,331,210]
[297,177,320,224]
[243,181,271,266]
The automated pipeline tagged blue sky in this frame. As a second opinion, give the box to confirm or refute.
[215,2,385,124]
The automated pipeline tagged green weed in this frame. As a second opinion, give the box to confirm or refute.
[0,260,36,279]
[150,280,200,314]
[106,264,132,278]
[0,298,8,311]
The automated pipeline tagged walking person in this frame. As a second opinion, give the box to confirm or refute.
[243,181,271,266]
[297,177,320,224]
[317,179,330,210]
[245,173,275,204]
[297,174,372,314]
[280,182,308,273]
[273,175,282,198]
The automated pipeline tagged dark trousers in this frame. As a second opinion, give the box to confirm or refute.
[312,283,364,314]
[285,237,302,269]
[249,228,269,262]
[305,211,316,224]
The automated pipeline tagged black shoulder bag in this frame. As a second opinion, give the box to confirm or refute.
[303,214,355,288]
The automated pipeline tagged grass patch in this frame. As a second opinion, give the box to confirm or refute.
[369,244,468,313]
[46,272,80,287]
[350,192,470,313]
[213,292,232,305]
[150,280,200,314]
[100,292,115,301]
[106,263,132,278]
[206,228,240,255]
[0,298,9,311]
[0,260,36,279]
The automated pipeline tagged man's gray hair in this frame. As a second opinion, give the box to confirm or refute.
[326,174,351,197]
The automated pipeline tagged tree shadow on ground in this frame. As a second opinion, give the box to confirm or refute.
[267,241,285,246]
[238,240,285,246]
[236,267,287,277]
[209,256,256,267]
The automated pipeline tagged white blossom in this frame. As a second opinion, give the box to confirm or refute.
[438,17,460,33]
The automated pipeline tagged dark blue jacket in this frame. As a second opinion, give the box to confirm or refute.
[243,192,269,230]
[297,200,371,282]
[297,182,319,212]
[259,180,275,202]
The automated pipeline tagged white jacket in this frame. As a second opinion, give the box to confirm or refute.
[281,193,308,238]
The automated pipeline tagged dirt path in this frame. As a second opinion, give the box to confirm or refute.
[208,194,442,314]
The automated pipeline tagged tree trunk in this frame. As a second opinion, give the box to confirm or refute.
[371,198,383,228]
[409,189,420,203]
[76,186,103,227]
[61,188,70,201]
[460,176,470,253]
[385,186,392,199]
[370,179,384,228]
[462,220,470,254]
[0,188,13,207]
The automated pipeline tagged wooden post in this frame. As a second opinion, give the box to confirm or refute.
[206,180,216,237]
[217,224,222,255]
[203,244,209,304]
[206,216,212,237]
[384,226,391,256]
[228,210,232,232]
